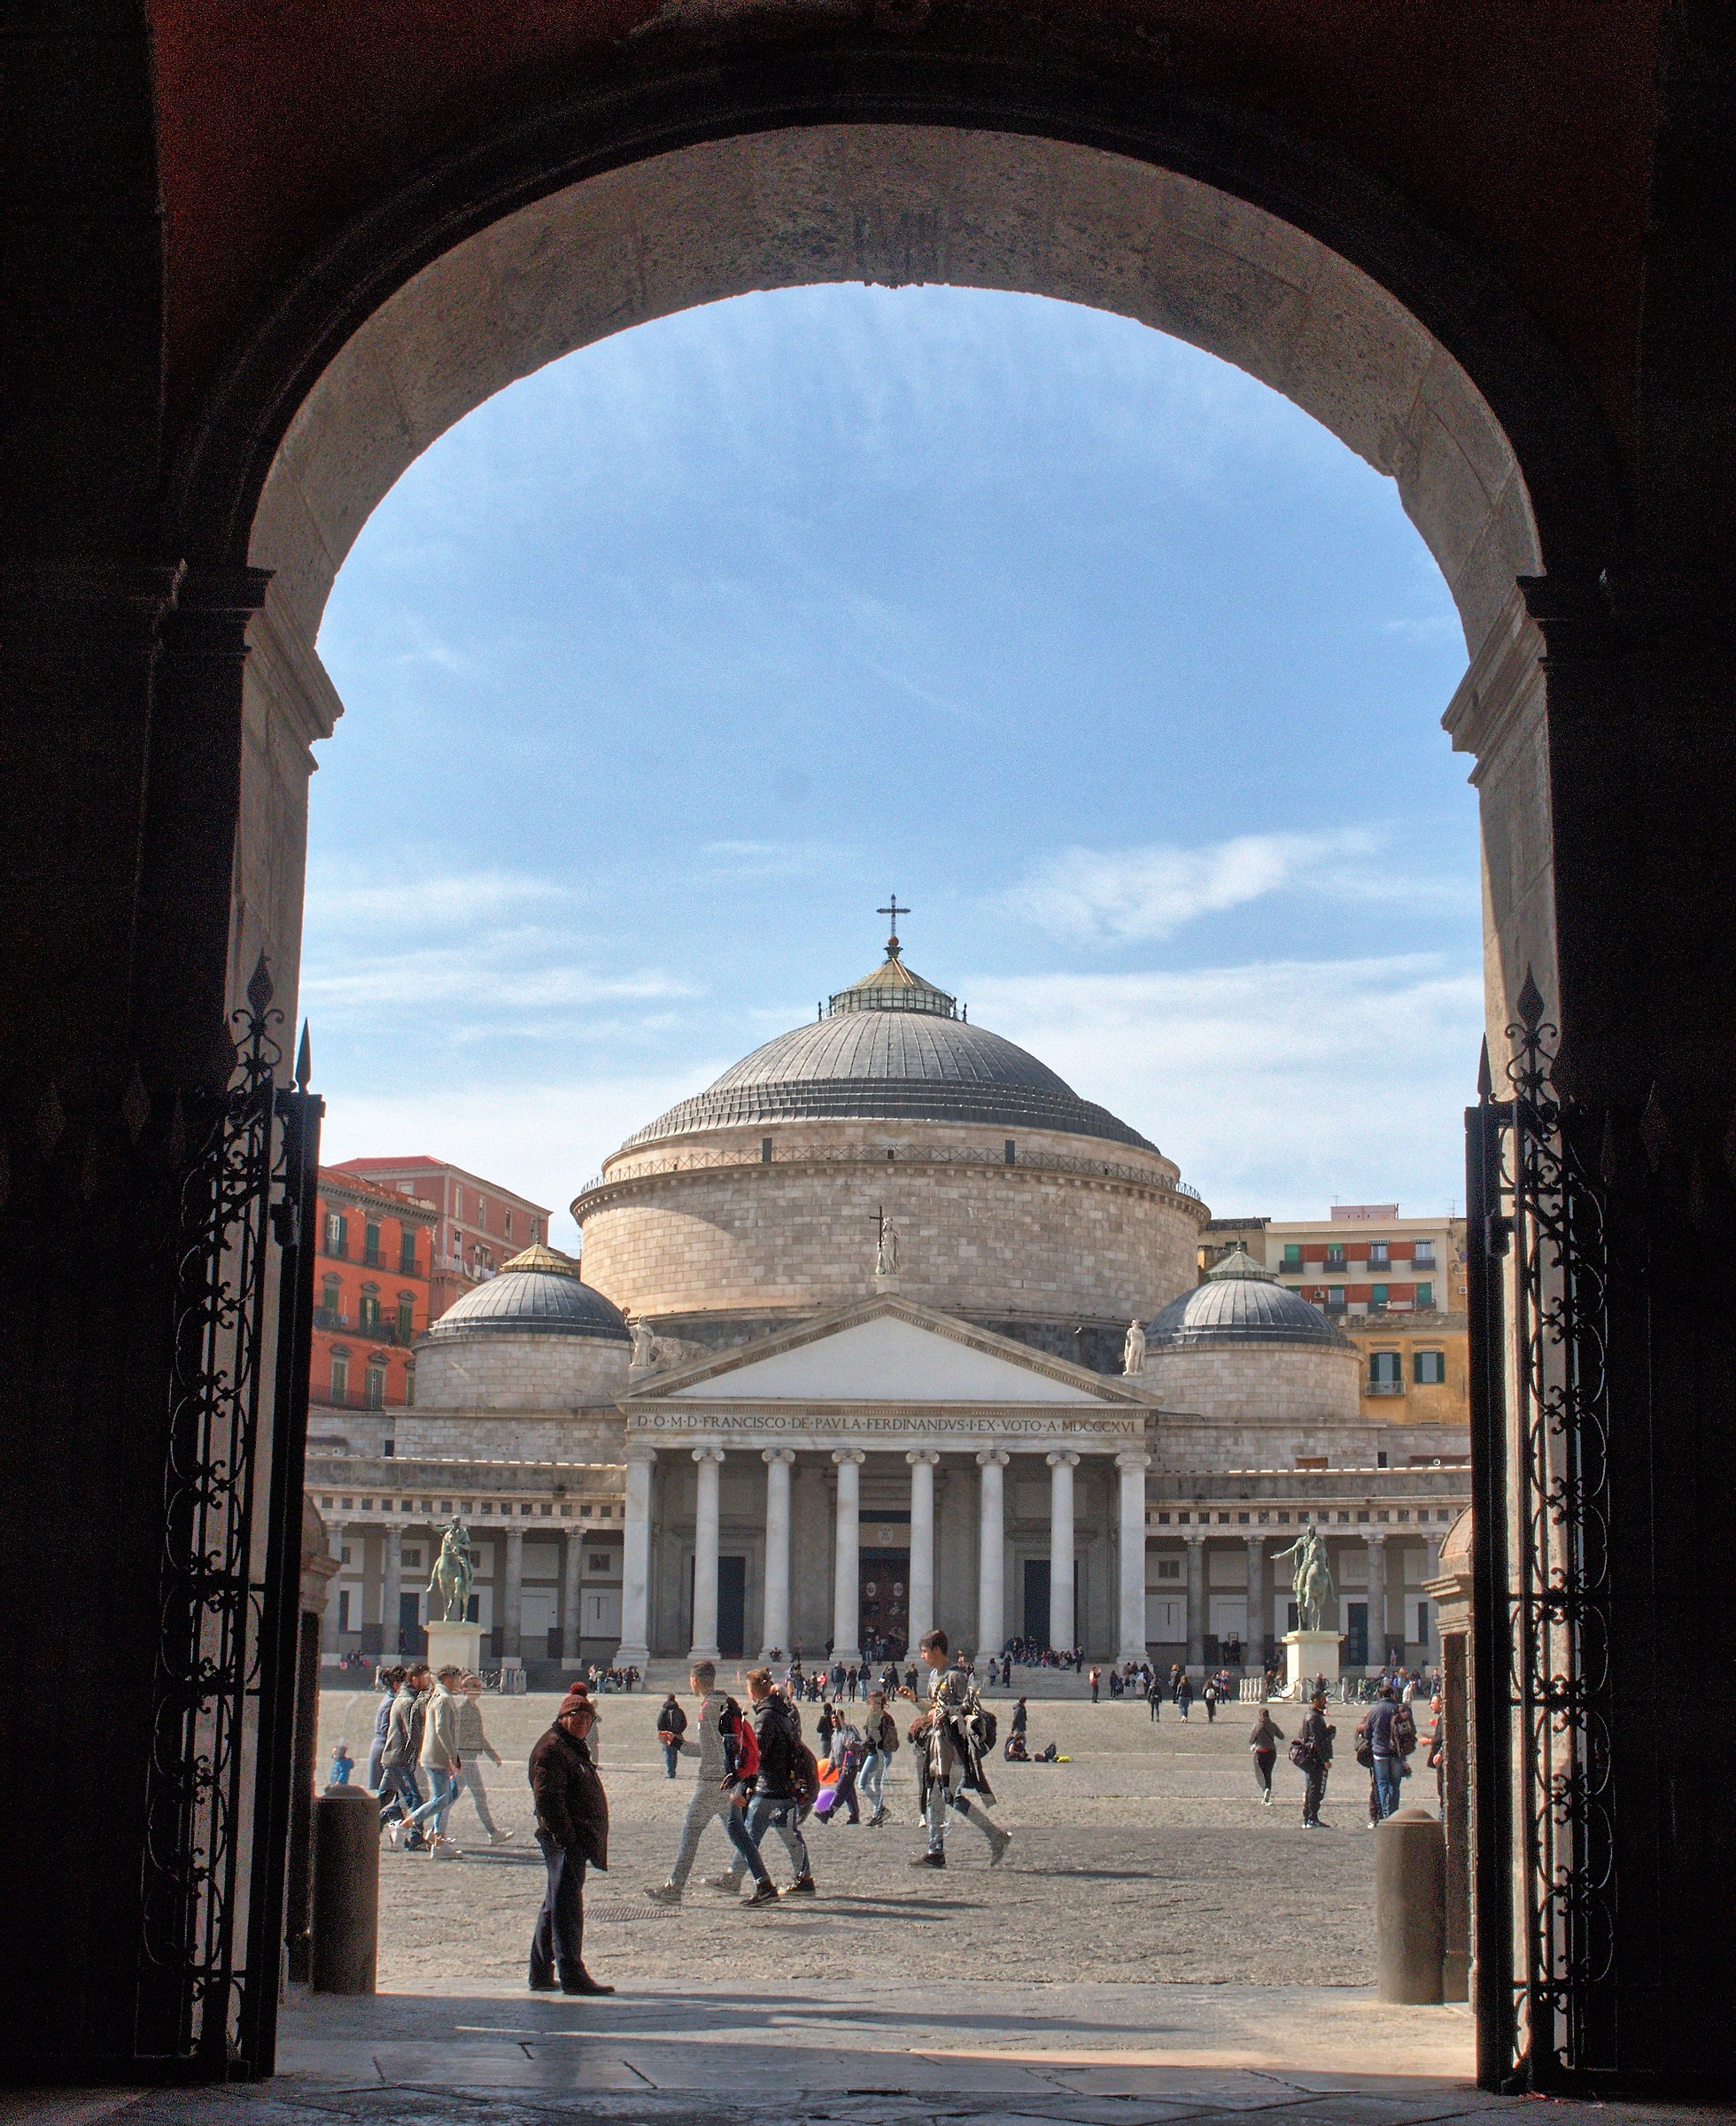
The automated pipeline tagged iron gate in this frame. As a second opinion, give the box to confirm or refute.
[136,957,322,2076]
[1466,971,1618,2091]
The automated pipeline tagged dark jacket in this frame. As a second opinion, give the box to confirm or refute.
[658,1698,687,1737]
[1364,1698,1399,1757]
[528,1725,609,1866]
[1301,1708,1336,1764]
[753,1691,802,1798]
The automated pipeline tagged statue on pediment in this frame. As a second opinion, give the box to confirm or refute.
[1123,1318,1147,1377]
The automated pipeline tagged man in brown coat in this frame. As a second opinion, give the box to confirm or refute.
[528,1688,613,1995]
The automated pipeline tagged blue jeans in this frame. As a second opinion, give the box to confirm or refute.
[741,1794,810,1882]
[663,1742,681,1778]
[407,1765,458,1834]
[379,1764,423,1822]
[1372,1756,1403,1820]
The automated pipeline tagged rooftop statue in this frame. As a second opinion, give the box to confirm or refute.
[1123,1318,1147,1377]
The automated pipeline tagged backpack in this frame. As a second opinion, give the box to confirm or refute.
[789,1738,821,1812]
[1288,1736,1317,1770]
[720,1696,759,1782]
[1393,1705,1418,1756]
[880,1711,901,1756]
[973,1705,998,1752]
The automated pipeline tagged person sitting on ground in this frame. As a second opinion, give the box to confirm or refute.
[1004,1729,1030,1762]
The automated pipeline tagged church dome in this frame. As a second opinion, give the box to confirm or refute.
[1146,1245,1351,1350]
[428,1244,629,1342]
[621,935,1151,1152]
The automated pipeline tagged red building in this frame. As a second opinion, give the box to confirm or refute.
[311,1168,438,1412]
[331,1157,552,1322]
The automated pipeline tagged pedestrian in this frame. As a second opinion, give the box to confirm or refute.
[899,1629,1011,1872]
[817,1699,835,1763]
[329,1741,353,1787]
[1357,1683,1405,1825]
[453,1672,512,1843]
[1203,1678,1219,1724]
[403,1664,464,1853]
[858,1688,898,1827]
[1145,1671,1163,1722]
[1427,1693,1445,1807]
[818,1713,862,1826]
[1089,1664,1101,1704]
[1248,1707,1283,1804]
[1175,1673,1193,1720]
[1297,1689,1336,1828]
[656,1690,687,1779]
[644,1661,770,1904]
[368,1665,401,1792]
[381,1664,430,1848]
[528,1688,614,1994]
[724,1667,818,1902]
[1010,1695,1029,1744]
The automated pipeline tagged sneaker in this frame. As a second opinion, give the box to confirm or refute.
[910,1850,947,1869]
[1261,1791,1272,1806]
[384,1820,401,1849]
[746,1879,779,1905]
[489,1828,515,1844]
[988,1827,1011,1867]
[785,1874,817,1896]
[645,1882,682,1905]
[701,1873,740,1891]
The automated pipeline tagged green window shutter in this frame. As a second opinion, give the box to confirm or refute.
[1416,1281,1433,1308]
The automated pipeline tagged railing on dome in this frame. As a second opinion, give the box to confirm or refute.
[576,1144,1205,1202]
[827,980,957,1018]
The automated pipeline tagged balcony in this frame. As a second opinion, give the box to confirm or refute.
[1367,1380,1406,1397]
[313,1307,417,1346]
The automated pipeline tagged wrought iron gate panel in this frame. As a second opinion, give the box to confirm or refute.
[1466,974,1618,2092]
[136,957,322,2076]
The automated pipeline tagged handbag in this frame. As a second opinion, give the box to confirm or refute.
[1288,1737,1316,1770]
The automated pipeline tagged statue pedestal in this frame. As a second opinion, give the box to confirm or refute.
[1283,1629,1341,1695]
[424,1618,484,1677]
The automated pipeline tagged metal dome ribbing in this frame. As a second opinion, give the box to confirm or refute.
[427,1248,629,1341]
[1146,1246,1351,1349]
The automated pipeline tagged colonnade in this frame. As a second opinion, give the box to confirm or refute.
[616,1439,1151,1671]
[328,1520,613,1662]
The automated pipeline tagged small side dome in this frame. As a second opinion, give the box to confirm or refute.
[429,1245,629,1341]
[1146,1245,1351,1350]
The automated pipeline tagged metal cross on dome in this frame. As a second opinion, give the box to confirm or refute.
[878,894,908,954]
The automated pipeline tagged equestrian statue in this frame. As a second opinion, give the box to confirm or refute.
[428,1517,477,1624]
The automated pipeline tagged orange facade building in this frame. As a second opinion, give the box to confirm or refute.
[311,1168,438,1415]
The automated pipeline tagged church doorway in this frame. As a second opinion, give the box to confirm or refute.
[859,1548,910,1657]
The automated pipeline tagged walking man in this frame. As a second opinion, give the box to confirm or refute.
[404,1664,464,1852]
[656,1690,687,1778]
[718,1667,817,1901]
[645,1662,768,1904]
[1360,1682,1405,1822]
[453,1671,512,1843]
[901,1629,1011,1871]
[528,1688,614,1994]
[380,1664,430,1849]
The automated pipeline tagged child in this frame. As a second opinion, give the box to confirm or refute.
[329,1742,354,1787]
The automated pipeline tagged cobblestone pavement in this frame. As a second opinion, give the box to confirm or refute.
[318,1686,1401,1990]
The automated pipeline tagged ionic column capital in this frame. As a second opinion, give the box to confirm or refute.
[1046,1449,1081,1469]
[831,1447,865,1467]
[905,1448,941,1467]
[691,1445,726,1465]
[975,1448,1010,1469]
[624,1443,658,1466]
[1182,1527,1206,1544]
[1115,1450,1151,1472]
[761,1447,796,1467]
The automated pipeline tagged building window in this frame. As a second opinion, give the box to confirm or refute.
[505,1209,514,1238]
[329,1350,350,1401]
[1369,1241,1390,1269]
[320,1274,340,1318]
[1414,1349,1447,1385]
[1325,1245,1345,1270]
[1369,1350,1403,1394]
[364,1358,386,1409]
[531,1221,540,1244]
[1414,1241,1436,1269]
[1282,1244,1301,1269]
[399,1230,418,1275]
[325,1210,347,1257]
[1326,1285,1345,1313]
[1370,1283,1389,1311]
[363,1221,383,1267]
[403,1365,415,1408]
[762,1137,773,1164]
[397,1295,415,1341]
[359,1288,381,1331]
[1004,1139,1017,1166]
[1416,1281,1434,1309]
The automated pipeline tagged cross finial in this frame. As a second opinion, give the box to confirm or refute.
[878,894,908,958]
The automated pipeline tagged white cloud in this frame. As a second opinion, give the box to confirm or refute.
[969,955,1484,1219]
[304,867,570,931]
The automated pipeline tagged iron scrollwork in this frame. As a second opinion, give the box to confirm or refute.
[136,956,322,2076]
[1466,971,1617,2091]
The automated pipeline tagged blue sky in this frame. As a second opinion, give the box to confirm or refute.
[308,283,1481,1247]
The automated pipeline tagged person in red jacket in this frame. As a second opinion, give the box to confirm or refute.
[528,1688,614,1996]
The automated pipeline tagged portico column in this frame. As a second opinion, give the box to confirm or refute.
[562,1528,583,1664]
[831,1448,864,1664]
[1046,1450,1079,1654]
[690,1446,725,1663]
[1366,1533,1388,1667]
[976,1449,1009,1656]
[381,1524,402,1657]
[1115,1451,1150,1667]
[1244,1535,1265,1671]
[1184,1532,1206,1671]
[617,1446,655,1672]
[905,1450,939,1651]
[761,1448,795,1661]
[503,1528,524,1661]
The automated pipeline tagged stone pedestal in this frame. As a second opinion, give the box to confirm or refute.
[424,1618,484,1677]
[1283,1628,1341,1694]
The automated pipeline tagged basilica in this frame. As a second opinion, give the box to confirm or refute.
[308,926,1469,1679]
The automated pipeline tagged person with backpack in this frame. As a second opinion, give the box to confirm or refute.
[1357,1682,1406,1823]
[1294,1689,1336,1827]
[1145,1671,1163,1723]
[655,1692,687,1779]
[720,1667,818,1903]
[644,1661,770,1905]
[899,1628,1011,1871]
[1202,1677,1220,1724]
[858,1688,899,1827]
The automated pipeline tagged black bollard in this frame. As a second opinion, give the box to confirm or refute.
[1375,1805,1445,2004]
[311,1786,379,1994]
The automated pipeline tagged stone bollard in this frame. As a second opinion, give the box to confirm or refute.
[1376,1805,1445,2004]
[311,1786,379,1994]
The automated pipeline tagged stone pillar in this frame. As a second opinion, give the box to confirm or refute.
[830,1448,864,1664]
[1046,1449,1079,1654]
[381,1524,402,1658]
[1367,1534,1389,1666]
[502,1527,524,1661]
[618,1446,655,1670]
[976,1449,1009,1656]
[562,1528,584,1664]
[761,1447,795,1660]
[690,1446,725,1663]
[1244,1534,1265,1670]
[906,1449,939,1651]
[1185,1532,1206,1671]
[1115,1451,1150,1667]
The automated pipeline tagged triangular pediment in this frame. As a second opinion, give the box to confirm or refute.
[632,1298,1156,1408]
